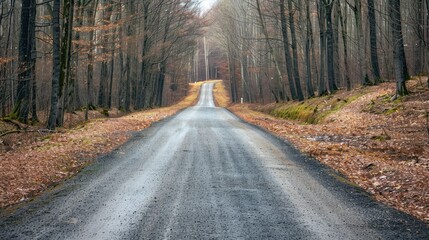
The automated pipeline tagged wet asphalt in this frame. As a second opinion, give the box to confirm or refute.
[0,83,428,239]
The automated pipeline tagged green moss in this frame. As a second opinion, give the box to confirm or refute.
[266,91,364,124]
[271,102,317,123]
[383,107,399,115]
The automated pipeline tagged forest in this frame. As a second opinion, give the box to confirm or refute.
[0,0,428,129]
[0,0,204,129]
[206,0,428,104]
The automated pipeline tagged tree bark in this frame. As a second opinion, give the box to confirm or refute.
[354,0,370,85]
[390,0,408,96]
[287,0,304,101]
[47,0,61,130]
[317,2,328,96]
[85,0,97,120]
[338,0,351,91]
[368,0,381,82]
[98,0,112,108]
[325,0,337,93]
[280,0,297,100]
[304,1,314,98]
[57,0,74,127]
[14,0,36,123]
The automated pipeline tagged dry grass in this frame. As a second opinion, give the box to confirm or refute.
[211,80,231,107]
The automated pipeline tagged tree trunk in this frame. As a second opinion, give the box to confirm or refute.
[354,0,371,85]
[47,0,61,130]
[304,1,314,98]
[98,0,112,108]
[390,0,408,96]
[57,0,74,127]
[70,0,84,110]
[287,0,304,101]
[317,2,328,96]
[85,0,97,120]
[136,2,151,109]
[338,0,351,91]
[325,0,337,93]
[30,28,38,124]
[368,0,381,82]
[14,0,36,123]
[227,48,238,103]
[280,0,296,100]
[30,1,38,123]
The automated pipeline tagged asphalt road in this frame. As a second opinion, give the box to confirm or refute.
[1,83,428,239]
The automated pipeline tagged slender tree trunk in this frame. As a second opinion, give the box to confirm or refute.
[390,0,408,97]
[30,1,38,123]
[414,0,424,75]
[339,1,351,91]
[354,0,371,85]
[288,0,304,100]
[155,62,166,106]
[47,0,61,130]
[325,0,337,93]
[368,0,381,82]
[317,2,328,96]
[57,0,74,127]
[14,0,36,123]
[280,0,296,100]
[227,48,238,103]
[85,0,97,120]
[70,0,84,110]
[305,1,314,98]
[108,49,115,109]
[98,0,112,108]
[31,30,38,123]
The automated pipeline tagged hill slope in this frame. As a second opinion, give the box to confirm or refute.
[227,78,429,223]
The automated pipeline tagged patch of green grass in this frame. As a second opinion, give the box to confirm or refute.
[271,102,317,124]
[365,94,403,115]
[269,92,363,124]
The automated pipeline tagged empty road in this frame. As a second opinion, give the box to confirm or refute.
[1,83,428,239]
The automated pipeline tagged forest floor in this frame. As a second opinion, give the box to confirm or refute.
[227,77,429,223]
[0,81,208,209]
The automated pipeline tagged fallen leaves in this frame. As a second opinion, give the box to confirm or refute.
[229,80,429,223]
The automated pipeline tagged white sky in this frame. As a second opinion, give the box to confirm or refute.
[199,0,218,13]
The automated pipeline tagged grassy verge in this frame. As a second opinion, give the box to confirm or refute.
[211,80,231,107]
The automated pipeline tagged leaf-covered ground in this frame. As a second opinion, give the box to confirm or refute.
[227,79,429,223]
[0,82,205,208]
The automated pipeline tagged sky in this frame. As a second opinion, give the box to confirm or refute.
[199,0,219,13]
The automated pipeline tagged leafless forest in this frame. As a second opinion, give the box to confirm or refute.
[0,0,428,129]
[208,0,428,103]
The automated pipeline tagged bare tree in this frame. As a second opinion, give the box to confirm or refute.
[390,0,408,97]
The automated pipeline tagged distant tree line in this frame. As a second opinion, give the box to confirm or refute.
[207,0,428,103]
[0,0,203,129]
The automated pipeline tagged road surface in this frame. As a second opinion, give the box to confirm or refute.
[1,83,428,239]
